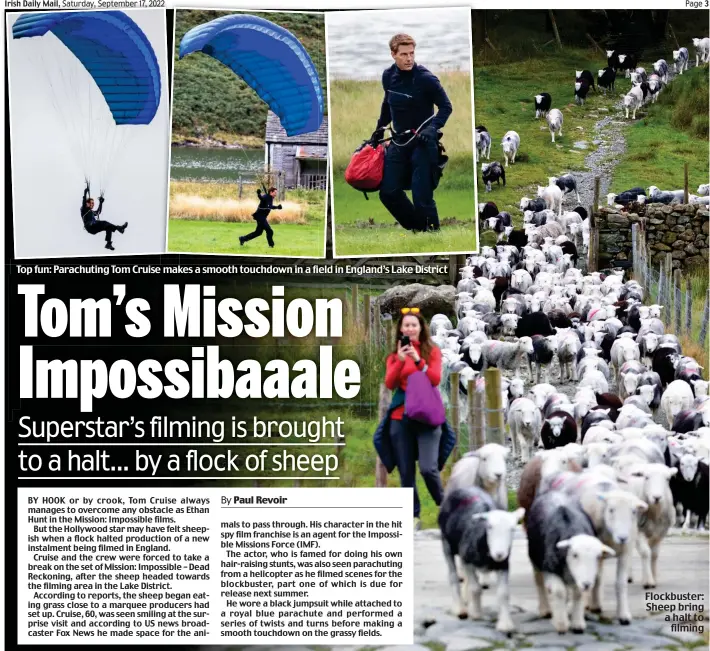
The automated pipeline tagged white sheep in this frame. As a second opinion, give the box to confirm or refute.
[508,397,543,462]
[445,444,509,509]
[537,184,563,218]
[661,380,695,429]
[546,108,563,143]
[501,130,520,167]
[481,338,534,378]
[617,462,677,588]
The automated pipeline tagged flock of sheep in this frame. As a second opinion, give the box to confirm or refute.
[420,237,709,635]
[475,35,710,200]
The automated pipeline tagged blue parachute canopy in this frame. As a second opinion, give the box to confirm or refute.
[12,11,161,125]
[179,14,324,136]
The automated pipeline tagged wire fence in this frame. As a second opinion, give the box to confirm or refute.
[632,222,709,352]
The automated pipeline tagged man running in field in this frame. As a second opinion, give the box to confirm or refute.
[239,186,283,248]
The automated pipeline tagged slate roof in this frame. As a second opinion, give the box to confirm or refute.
[265,110,329,146]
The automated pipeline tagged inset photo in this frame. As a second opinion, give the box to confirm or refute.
[168,10,328,257]
[327,8,477,257]
[8,10,170,258]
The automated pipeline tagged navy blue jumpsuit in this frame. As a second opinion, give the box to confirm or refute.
[376,63,452,232]
[241,189,282,247]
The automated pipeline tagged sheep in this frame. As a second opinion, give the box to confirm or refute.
[481,338,534,377]
[583,427,623,445]
[528,383,558,411]
[556,328,582,382]
[698,183,710,196]
[534,92,552,118]
[575,69,595,91]
[482,162,506,192]
[661,380,695,429]
[537,184,563,217]
[520,196,547,212]
[638,332,660,366]
[550,174,580,204]
[546,109,563,143]
[445,444,509,509]
[673,47,689,74]
[616,52,638,77]
[607,186,646,206]
[508,397,543,462]
[623,85,644,120]
[511,269,533,293]
[527,491,615,633]
[606,49,619,71]
[693,37,710,66]
[653,59,669,83]
[617,463,677,588]
[579,368,610,395]
[438,486,524,631]
[528,335,557,384]
[681,458,709,530]
[476,127,492,161]
[574,80,590,105]
[541,411,578,450]
[611,335,641,385]
[615,404,654,430]
[500,314,521,338]
[597,66,617,92]
[584,441,613,467]
[581,409,615,439]
[635,371,663,413]
[629,69,647,85]
[551,470,649,624]
[517,449,582,529]
[501,130,520,167]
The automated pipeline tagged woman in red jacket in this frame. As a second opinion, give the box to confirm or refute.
[385,307,443,530]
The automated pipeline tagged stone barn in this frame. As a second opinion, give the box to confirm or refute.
[264,111,328,190]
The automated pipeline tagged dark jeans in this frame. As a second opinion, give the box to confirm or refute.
[390,418,443,518]
[242,216,274,247]
[379,139,439,232]
[85,220,119,243]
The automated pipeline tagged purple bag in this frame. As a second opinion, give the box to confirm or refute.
[404,367,446,427]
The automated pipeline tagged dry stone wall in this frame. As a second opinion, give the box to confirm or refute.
[596,203,709,270]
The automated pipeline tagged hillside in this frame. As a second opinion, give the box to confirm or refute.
[172,10,327,143]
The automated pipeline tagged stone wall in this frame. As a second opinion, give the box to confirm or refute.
[596,203,709,270]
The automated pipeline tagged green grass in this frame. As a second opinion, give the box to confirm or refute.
[330,71,476,256]
[167,220,324,256]
[473,48,619,230]
[172,10,326,139]
[167,180,326,255]
[610,65,709,195]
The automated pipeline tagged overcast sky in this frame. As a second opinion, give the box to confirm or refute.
[7,10,170,259]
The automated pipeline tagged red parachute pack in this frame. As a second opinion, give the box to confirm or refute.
[344,142,385,199]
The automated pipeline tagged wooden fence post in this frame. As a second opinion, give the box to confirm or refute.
[684,163,689,205]
[588,177,600,273]
[631,223,638,279]
[373,296,382,348]
[385,320,394,352]
[351,284,359,324]
[375,383,391,488]
[484,368,505,446]
[700,290,710,349]
[674,268,682,334]
[238,175,243,199]
[658,261,665,305]
[472,389,485,449]
[685,276,693,336]
[450,372,461,460]
[364,294,371,340]
[664,254,673,328]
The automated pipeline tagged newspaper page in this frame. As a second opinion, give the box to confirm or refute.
[3,2,710,651]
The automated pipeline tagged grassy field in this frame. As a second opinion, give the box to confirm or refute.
[473,48,618,233]
[172,11,326,141]
[330,71,477,256]
[610,64,709,195]
[167,181,325,255]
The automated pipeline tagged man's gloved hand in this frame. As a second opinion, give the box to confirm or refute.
[370,127,385,144]
[99,195,105,203]
[276,204,283,209]
[417,125,438,144]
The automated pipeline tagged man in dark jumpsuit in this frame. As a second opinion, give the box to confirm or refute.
[239,187,282,248]
[81,183,127,251]
[373,33,453,232]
